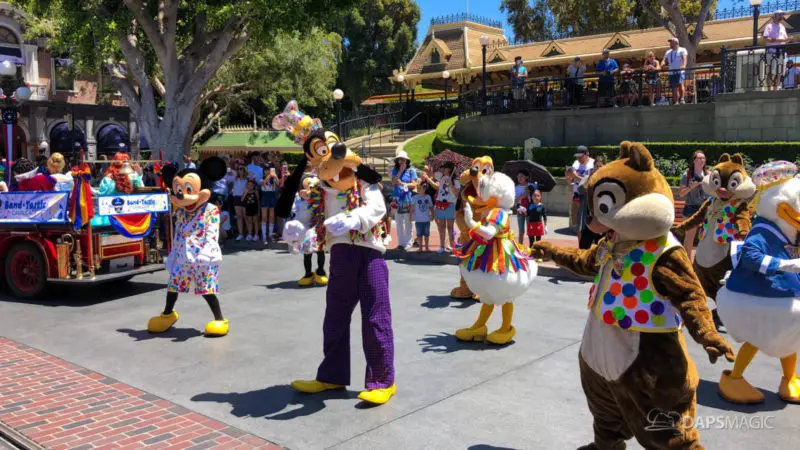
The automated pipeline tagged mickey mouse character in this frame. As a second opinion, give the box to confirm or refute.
[274,100,396,405]
[147,157,229,337]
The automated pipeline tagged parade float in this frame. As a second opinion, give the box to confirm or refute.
[0,158,171,298]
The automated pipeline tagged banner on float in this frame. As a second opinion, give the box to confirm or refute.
[0,192,70,224]
[98,193,170,217]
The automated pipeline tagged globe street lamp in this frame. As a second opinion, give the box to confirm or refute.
[0,60,31,185]
[750,0,763,47]
[397,74,406,121]
[442,70,451,119]
[333,88,344,139]
[479,35,489,115]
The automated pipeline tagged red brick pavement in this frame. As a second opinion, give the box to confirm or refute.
[0,338,280,450]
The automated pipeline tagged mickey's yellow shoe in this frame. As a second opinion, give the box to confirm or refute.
[487,326,516,345]
[779,376,800,403]
[313,273,329,286]
[205,319,229,337]
[455,325,487,342]
[358,384,396,405]
[719,370,764,404]
[291,379,345,393]
[147,311,178,333]
[298,276,314,287]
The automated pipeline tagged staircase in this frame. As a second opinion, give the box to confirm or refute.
[360,129,432,178]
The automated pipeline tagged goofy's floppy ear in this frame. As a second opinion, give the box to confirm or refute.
[355,164,382,185]
[276,158,308,219]
[161,163,179,191]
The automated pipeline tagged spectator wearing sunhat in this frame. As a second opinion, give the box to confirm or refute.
[391,150,418,250]
[595,49,618,108]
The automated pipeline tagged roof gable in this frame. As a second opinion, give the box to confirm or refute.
[540,41,566,57]
[603,33,632,51]
[487,48,508,63]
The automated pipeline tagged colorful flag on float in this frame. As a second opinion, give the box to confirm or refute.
[108,213,154,238]
[69,164,94,229]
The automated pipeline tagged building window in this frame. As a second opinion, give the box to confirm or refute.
[54,58,76,91]
[430,48,441,64]
[0,27,19,45]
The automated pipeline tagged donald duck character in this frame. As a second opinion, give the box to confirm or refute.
[454,157,536,345]
[717,161,800,404]
[274,101,395,405]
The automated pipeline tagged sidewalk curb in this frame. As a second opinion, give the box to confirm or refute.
[0,420,45,450]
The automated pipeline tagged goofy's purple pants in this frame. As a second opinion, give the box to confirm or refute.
[316,244,395,389]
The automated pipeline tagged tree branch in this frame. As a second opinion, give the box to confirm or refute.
[182,19,249,103]
[199,82,247,105]
[657,0,690,42]
[639,0,671,32]
[692,0,714,46]
[123,0,167,68]
[159,0,180,91]
[192,109,224,144]
[151,74,166,97]
[113,28,159,132]
[107,63,141,116]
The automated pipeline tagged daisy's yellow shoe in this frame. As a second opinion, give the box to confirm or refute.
[718,370,764,404]
[147,311,178,333]
[291,379,345,393]
[487,326,516,345]
[298,276,314,287]
[778,376,800,403]
[358,384,396,405]
[313,273,329,286]
[455,325,487,342]
[205,319,229,337]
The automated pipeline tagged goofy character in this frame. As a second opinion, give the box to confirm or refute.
[147,157,229,337]
[274,100,396,405]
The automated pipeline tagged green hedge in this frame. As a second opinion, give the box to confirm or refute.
[529,142,800,168]
[432,116,523,168]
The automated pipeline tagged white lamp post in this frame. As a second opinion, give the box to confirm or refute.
[479,35,489,114]
[442,70,451,118]
[0,60,29,185]
[397,74,406,119]
[333,88,344,137]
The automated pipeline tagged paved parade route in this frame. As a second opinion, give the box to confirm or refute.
[1,248,799,449]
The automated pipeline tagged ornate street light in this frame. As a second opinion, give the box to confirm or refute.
[0,60,31,185]
[479,35,489,115]
[750,0,763,47]
[442,70,451,118]
[397,74,406,121]
[333,88,344,138]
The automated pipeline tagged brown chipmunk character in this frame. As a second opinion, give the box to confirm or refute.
[672,154,755,327]
[532,141,734,450]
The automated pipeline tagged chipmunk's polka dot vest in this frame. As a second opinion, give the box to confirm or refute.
[587,234,683,332]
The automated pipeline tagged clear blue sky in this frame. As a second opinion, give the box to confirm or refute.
[415,0,741,43]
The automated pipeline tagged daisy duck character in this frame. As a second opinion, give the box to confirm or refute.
[717,161,800,404]
[274,100,395,405]
[147,157,230,337]
[290,171,328,287]
[454,157,537,345]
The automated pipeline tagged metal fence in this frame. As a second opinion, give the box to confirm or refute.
[330,109,402,142]
[457,42,799,118]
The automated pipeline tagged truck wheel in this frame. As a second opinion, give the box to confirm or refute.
[5,243,47,299]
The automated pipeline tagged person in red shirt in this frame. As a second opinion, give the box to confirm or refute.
[12,158,55,191]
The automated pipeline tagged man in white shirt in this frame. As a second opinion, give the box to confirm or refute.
[565,146,595,231]
[663,37,687,105]
[764,11,790,90]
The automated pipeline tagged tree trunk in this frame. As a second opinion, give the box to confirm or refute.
[142,98,196,165]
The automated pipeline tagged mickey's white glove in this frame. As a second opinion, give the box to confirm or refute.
[517,206,527,215]
[324,213,361,236]
[283,220,307,243]
[779,258,800,273]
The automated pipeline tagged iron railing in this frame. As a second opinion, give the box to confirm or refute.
[330,109,401,142]
[720,42,800,93]
[715,0,799,20]
[362,112,425,160]
[430,13,502,29]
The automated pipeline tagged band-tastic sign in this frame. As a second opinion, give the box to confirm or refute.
[0,192,69,224]
[98,193,170,217]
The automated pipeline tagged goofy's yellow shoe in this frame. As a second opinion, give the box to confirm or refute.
[147,311,178,333]
[455,325,487,342]
[298,276,314,287]
[779,376,800,403]
[205,319,229,337]
[291,379,345,393]
[719,370,764,404]
[313,273,329,286]
[358,384,396,405]
[487,326,516,345]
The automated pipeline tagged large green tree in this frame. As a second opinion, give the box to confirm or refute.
[333,0,420,110]
[190,28,342,148]
[639,0,716,71]
[14,0,356,162]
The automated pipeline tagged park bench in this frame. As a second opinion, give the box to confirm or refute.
[673,200,686,226]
